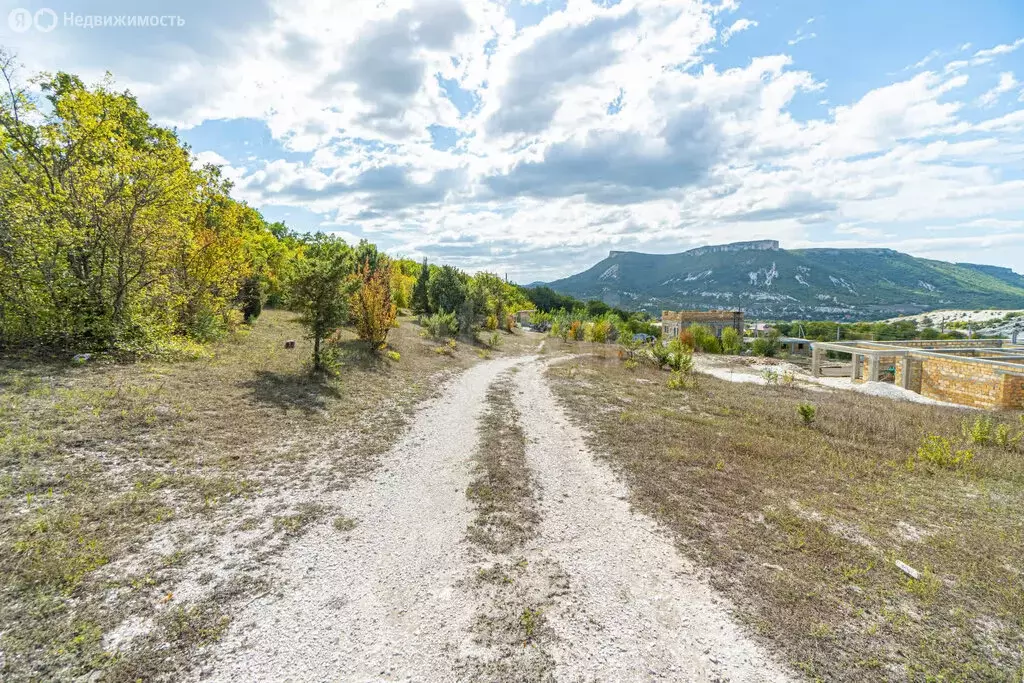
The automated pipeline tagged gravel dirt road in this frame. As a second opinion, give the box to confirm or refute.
[199,355,789,682]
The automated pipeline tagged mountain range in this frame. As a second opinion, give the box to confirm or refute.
[539,240,1024,320]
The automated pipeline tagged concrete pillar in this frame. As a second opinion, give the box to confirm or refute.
[852,354,860,380]
[811,346,822,376]
[867,355,880,382]
[899,357,910,389]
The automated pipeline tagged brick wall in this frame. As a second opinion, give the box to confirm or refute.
[1001,374,1024,408]
[917,355,1024,409]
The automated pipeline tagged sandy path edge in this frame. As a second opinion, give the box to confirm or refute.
[513,359,791,682]
[198,356,525,682]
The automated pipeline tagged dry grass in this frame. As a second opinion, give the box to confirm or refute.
[462,370,555,682]
[0,310,484,680]
[547,356,1024,682]
[466,371,539,552]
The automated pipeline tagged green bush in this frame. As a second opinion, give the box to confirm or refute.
[994,422,1023,450]
[961,416,993,445]
[423,311,458,338]
[721,326,742,354]
[666,340,693,373]
[667,370,689,390]
[650,342,671,369]
[914,435,974,470]
[752,337,778,357]
[688,324,722,354]
[797,403,817,426]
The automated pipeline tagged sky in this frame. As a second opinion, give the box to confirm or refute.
[2,0,1024,283]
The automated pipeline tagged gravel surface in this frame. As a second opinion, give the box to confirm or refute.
[199,355,790,681]
[512,360,789,682]
[693,355,965,407]
[200,356,524,681]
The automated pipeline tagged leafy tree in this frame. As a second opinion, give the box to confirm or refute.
[350,258,396,351]
[288,235,356,372]
[411,258,430,314]
[524,286,583,313]
[721,326,742,354]
[427,265,466,314]
[752,330,781,357]
[0,56,293,351]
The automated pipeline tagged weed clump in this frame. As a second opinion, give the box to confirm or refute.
[961,416,993,445]
[797,403,817,426]
[911,435,974,471]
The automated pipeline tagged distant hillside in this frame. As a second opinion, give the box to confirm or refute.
[543,240,1024,320]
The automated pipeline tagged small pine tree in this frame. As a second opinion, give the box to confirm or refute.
[289,236,357,372]
[411,258,430,315]
[238,275,263,323]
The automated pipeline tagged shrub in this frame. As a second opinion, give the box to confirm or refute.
[761,369,780,386]
[677,330,695,351]
[667,370,688,390]
[720,326,742,354]
[587,319,612,343]
[238,275,263,323]
[961,416,993,445]
[568,320,583,341]
[424,311,458,338]
[667,343,694,374]
[797,403,817,426]
[650,342,671,369]
[994,422,1023,450]
[485,314,498,330]
[349,259,397,351]
[688,324,721,354]
[385,350,400,362]
[488,331,502,348]
[752,337,778,357]
[624,359,638,371]
[913,436,974,471]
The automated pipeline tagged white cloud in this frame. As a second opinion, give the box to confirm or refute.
[971,37,1024,65]
[721,18,757,44]
[5,0,1024,279]
[978,72,1019,107]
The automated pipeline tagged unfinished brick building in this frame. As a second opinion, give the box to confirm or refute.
[663,311,745,339]
[661,310,744,340]
[811,339,1024,409]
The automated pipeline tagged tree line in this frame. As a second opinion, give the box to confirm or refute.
[0,58,630,370]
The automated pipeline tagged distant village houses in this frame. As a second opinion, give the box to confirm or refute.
[661,310,744,339]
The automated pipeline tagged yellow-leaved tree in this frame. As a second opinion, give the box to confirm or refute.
[350,258,397,351]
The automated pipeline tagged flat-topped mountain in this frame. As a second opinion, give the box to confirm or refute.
[541,241,1024,319]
